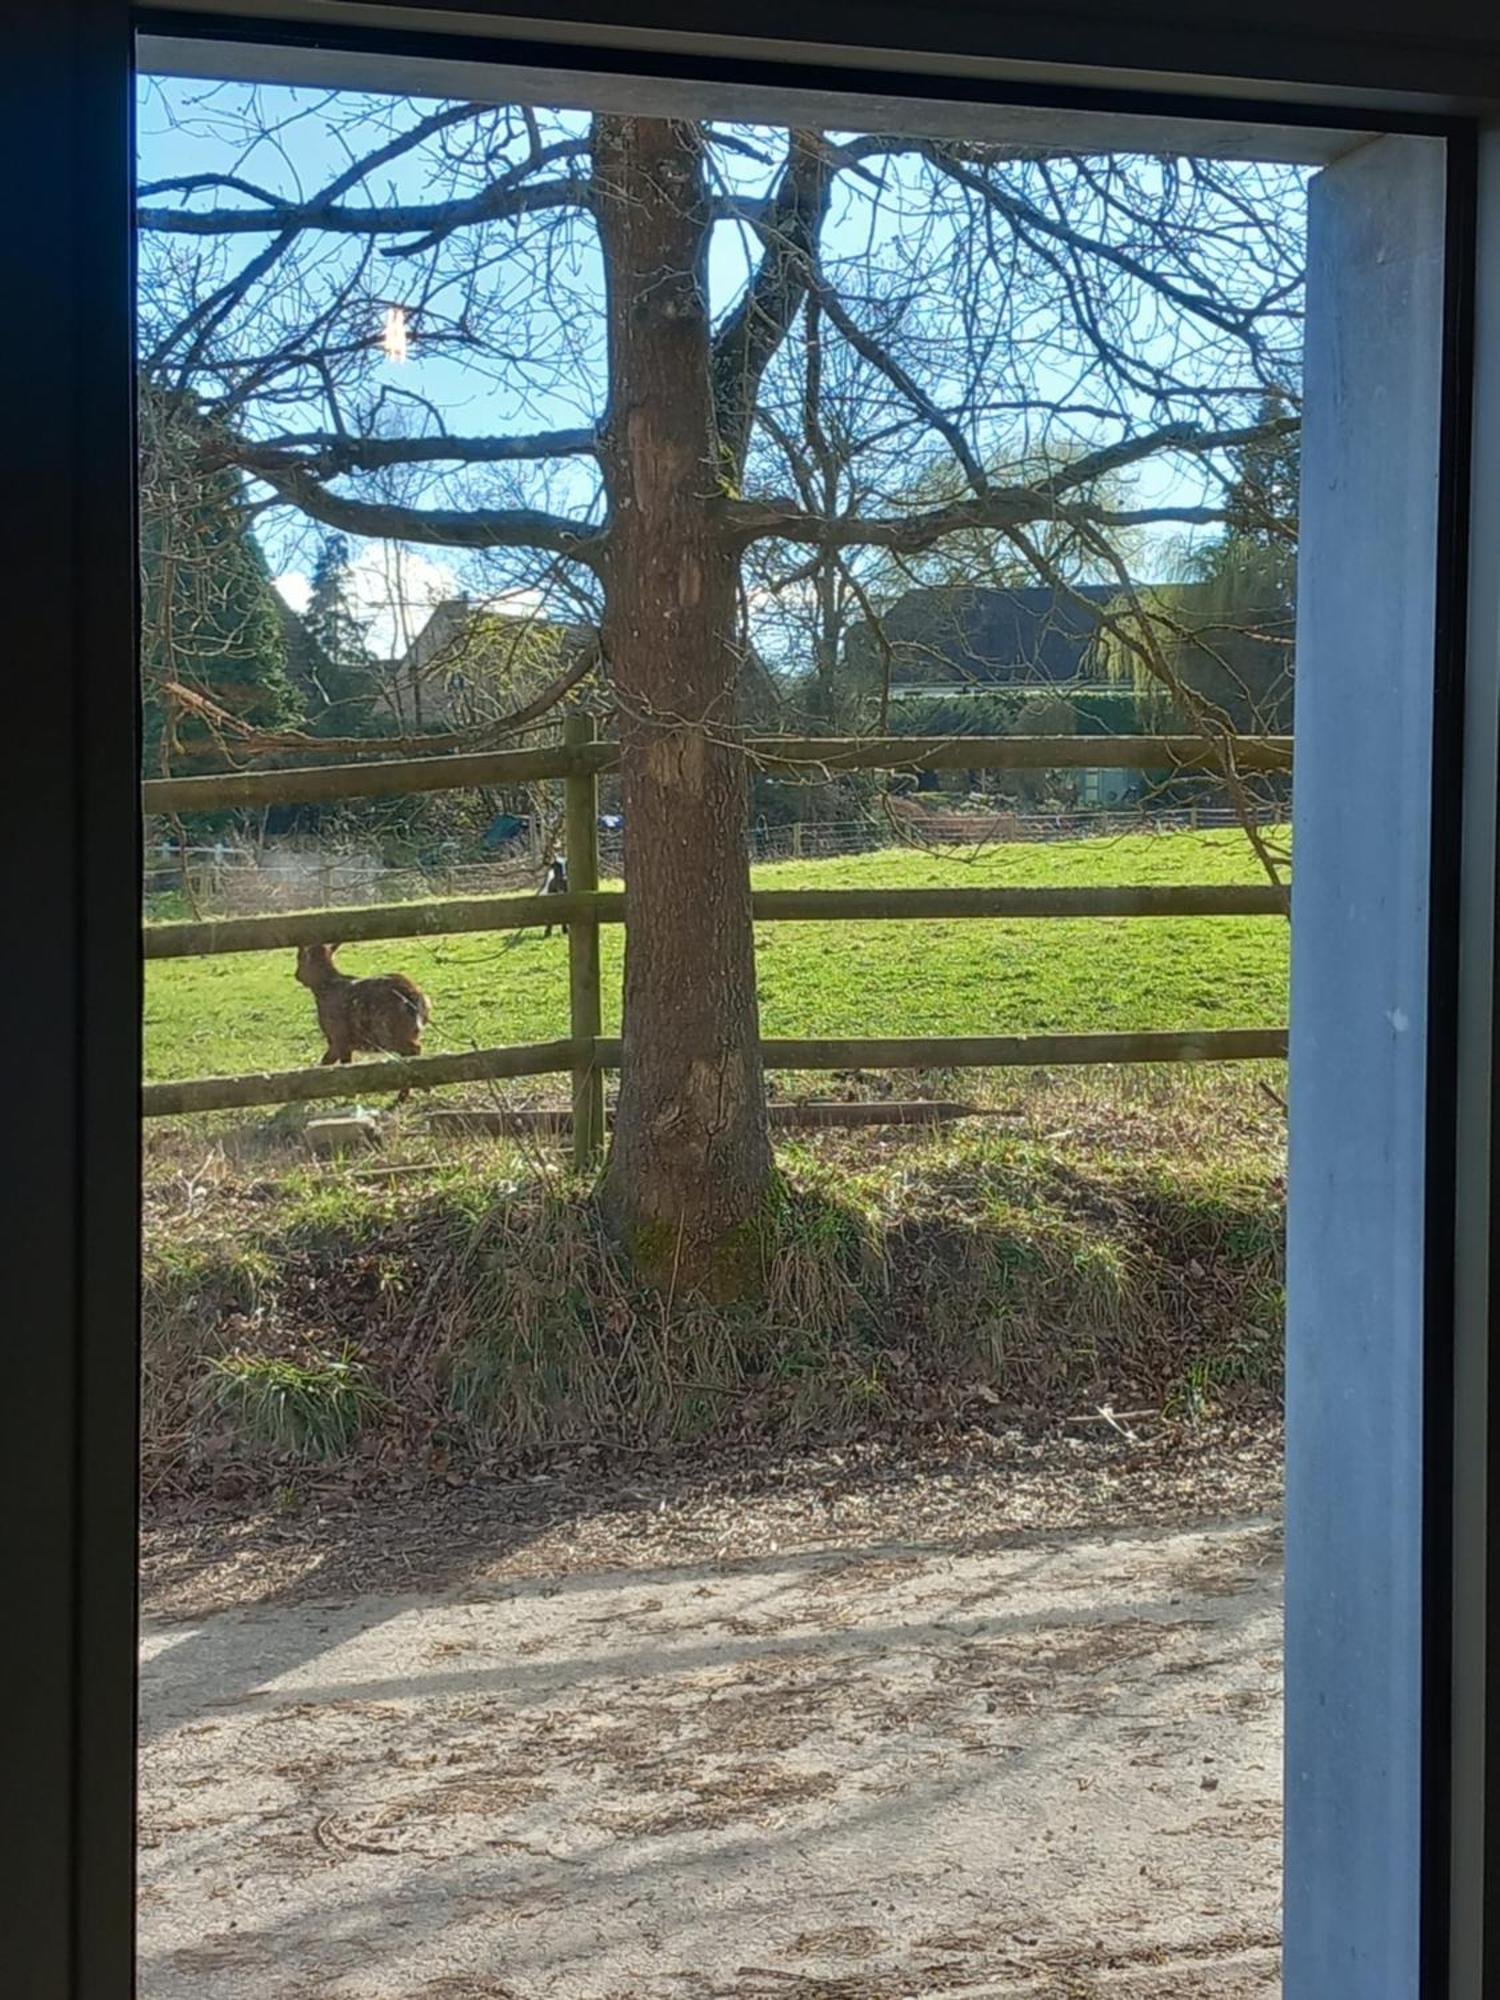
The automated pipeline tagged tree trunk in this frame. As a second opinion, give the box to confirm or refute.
[594,115,772,1295]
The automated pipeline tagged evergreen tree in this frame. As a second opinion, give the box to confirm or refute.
[139,388,302,775]
[1221,387,1299,554]
[301,533,379,737]
[274,592,334,719]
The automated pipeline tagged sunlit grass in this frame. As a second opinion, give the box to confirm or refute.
[144,825,1288,1082]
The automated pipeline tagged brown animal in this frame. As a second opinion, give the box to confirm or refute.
[295,943,432,1102]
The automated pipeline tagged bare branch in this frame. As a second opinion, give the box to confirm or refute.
[712,132,834,477]
[138,173,589,239]
[146,101,496,376]
[157,627,599,758]
[728,420,1292,551]
[247,460,605,564]
[896,139,1274,344]
[227,428,599,478]
[811,276,989,494]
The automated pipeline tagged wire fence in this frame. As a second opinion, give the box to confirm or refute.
[749,802,1279,861]
[144,802,1285,920]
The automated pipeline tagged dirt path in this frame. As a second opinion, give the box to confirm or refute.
[139,1501,1282,1999]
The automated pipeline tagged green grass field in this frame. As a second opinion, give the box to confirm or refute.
[143,826,1289,1083]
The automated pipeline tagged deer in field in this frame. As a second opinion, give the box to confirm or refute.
[294,943,432,1103]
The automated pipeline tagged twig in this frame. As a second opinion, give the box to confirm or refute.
[1067,1408,1156,1427]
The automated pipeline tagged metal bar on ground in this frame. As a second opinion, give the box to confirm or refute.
[143,881,1287,959]
[143,733,1292,815]
[427,1108,576,1137]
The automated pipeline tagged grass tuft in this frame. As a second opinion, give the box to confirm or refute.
[204,1344,382,1460]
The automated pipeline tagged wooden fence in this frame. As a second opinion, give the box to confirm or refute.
[143,726,1293,1164]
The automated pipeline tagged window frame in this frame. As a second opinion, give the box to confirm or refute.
[8,6,1498,1994]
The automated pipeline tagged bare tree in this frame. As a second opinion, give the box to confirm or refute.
[137,86,1305,1286]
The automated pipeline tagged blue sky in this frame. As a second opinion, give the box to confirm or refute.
[136,76,1307,656]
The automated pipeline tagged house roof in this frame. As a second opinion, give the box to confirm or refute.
[394,597,593,679]
[871,584,1121,684]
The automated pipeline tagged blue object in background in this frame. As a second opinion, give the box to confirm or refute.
[481,811,528,851]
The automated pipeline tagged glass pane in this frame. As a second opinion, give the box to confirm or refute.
[134,46,1388,1998]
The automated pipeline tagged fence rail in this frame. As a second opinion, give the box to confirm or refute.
[141,1027,1289,1119]
[142,1040,580,1118]
[142,731,1293,816]
[144,880,1288,961]
[142,732,1293,1142]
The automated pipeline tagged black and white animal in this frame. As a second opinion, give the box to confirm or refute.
[542,854,568,939]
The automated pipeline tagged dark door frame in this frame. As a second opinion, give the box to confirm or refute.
[8,6,1499,1995]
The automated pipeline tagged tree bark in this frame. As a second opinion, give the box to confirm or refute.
[593,116,772,1295]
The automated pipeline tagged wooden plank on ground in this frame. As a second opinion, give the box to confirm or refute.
[424,1099,1005,1139]
[595,1029,1289,1069]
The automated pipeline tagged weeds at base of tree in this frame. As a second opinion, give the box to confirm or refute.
[140,1069,1286,1497]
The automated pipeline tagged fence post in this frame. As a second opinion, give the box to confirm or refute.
[564,712,605,1173]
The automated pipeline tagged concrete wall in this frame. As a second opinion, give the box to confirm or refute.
[1284,133,1448,1996]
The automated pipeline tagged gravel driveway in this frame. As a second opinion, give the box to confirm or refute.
[139,1488,1282,2000]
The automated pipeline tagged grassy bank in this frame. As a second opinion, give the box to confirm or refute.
[142,1073,1284,1501]
[144,827,1288,1083]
